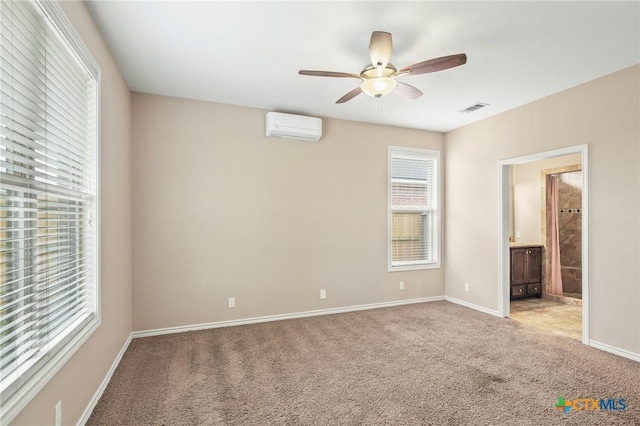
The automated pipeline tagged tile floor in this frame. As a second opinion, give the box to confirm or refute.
[510,297,582,340]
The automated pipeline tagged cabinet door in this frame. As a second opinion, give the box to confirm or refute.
[510,248,527,285]
[526,247,542,284]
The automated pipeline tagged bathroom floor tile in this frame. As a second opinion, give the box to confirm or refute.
[510,298,582,340]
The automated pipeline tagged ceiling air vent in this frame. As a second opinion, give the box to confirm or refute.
[459,102,489,114]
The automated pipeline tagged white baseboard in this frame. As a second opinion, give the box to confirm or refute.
[132,296,446,338]
[445,296,502,317]
[77,333,132,426]
[589,340,640,362]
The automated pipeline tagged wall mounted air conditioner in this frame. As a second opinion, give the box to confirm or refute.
[265,112,322,142]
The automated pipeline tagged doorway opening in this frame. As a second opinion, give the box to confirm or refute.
[498,145,588,344]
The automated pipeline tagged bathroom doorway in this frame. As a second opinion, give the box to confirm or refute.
[498,145,589,344]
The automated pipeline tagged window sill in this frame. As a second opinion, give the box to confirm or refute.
[388,262,441,272]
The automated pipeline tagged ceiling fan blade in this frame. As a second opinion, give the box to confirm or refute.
[299,70,361,78]
[399,53,467,76]
[369,31,392,69]
[394,82,423,99]
[336,86,362,104]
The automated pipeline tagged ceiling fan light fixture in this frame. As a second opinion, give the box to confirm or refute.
[360,77,397,98]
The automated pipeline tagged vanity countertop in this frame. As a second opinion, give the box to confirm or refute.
[509,242,544,248]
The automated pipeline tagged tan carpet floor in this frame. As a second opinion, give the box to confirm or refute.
[88,301,640,425]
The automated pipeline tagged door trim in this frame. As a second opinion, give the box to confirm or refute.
[498,144,589,344]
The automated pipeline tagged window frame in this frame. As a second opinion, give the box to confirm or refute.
[0,0,101,422]
[387,146,441,272]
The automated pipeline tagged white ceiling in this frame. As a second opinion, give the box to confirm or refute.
[86,1,639,133]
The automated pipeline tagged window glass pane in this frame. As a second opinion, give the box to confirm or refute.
[391,182,428,208]
[391,211,426,262]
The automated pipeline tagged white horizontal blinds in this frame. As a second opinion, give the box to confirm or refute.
[390,149,438,267]
[0,0,97,401]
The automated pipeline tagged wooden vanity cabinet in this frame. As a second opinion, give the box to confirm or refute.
[510,246,543,299]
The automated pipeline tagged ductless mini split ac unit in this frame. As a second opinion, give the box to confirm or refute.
[265,112,322,142]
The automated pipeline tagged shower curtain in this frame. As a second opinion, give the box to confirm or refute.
[550,175,563,295]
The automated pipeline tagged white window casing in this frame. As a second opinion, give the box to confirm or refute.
[388,146,440,271]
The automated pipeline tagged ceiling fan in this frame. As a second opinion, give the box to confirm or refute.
[299,31,467,104]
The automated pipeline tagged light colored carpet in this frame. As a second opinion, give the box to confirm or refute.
[87,301,639,425]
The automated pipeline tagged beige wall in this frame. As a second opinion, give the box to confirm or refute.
[512,154,581,245]
[132,94,444,331]
[445,65,640,354]
[11,2,133,425]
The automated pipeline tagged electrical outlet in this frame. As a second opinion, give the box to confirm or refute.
[55,401,62,426]
[464,283,470,292]
[228,297,235,308]
[399,281,405,291]
[320,289,326,299]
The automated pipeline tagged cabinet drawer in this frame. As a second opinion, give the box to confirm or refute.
[527,283,542,295]
[511,284,527,298]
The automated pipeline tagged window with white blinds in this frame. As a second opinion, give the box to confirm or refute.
[0,0,99,419]
[388,146,439,271]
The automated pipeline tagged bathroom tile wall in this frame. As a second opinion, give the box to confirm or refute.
[558,171,582,294]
